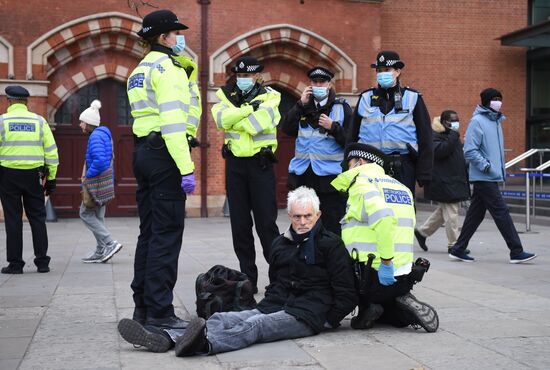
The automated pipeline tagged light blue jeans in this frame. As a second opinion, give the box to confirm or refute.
[206,309,315,354]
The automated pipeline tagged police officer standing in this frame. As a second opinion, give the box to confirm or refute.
[122,9,195,333]
[0,86,58,274]
[211,56,281,293]
[282,66,352,235]
[347,51,433,196]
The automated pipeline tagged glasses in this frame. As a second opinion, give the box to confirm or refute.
[290,213,314,222]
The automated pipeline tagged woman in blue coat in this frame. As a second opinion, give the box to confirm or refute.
[79,100,123,263]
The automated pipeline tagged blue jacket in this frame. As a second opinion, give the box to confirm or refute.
[85,126,113,178]
[463,105,506,182]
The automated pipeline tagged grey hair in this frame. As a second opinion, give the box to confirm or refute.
[287,186,320,214]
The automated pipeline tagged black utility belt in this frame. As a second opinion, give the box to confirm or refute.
[134,131,165,149]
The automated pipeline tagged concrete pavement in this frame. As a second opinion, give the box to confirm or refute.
[1,210,549,370]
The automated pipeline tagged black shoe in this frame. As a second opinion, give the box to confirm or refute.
[414,229,428,251]
[448,246,470,255]
[146,316,189,330]
[1,265,23,274]
[37,266,50,273]
[350,304,384,330]
[118,318,173,352]
[395,293,439,333]
[175,317,207,357]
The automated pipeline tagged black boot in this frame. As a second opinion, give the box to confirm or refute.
[350,304,384,330]
[175,317,208,357]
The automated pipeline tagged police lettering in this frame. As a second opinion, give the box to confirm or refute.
[383,188,412,205]
[128,73,145,90]
[9,123,35,132]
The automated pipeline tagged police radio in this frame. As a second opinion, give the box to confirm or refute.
[394,88,403,112]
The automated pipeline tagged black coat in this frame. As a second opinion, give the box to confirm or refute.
[256,225,357,333]
[423,119,470,202]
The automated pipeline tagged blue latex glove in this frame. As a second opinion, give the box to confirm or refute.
[181,173,196,194]
[378,262,397,286]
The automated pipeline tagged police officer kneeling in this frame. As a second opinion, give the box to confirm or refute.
[331,143,438,332]
[0,86,59,274]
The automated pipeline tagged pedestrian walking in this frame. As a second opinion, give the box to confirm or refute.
[78,100,123,263]
[211,56,281,292]
[0,85,58,274]
[449,88,537,263]
[281,66,352,235]
[414,110,470,253]
[124,9,196,333]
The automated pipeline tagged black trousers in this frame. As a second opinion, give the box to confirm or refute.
[287,168,346,236]
[225,155,279,287]
[359,268,416,328]
[131,143,186,319]
[0,166,50,269]
[388,154,416,198]
[453,181,523,257]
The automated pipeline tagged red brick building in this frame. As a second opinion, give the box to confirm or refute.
[0,0,535,218]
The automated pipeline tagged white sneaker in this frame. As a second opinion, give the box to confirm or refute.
[100,241,123,263]
[82,249,104,263]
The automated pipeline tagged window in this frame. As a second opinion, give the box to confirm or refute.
[530,60,550,117]
[55,83,99,125]
[531,0,550,25]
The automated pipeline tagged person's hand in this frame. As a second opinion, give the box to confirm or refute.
[300,86,312,104]
[250,100,261,111]
[483,163,491,173]
[181,173,196,194]
[43,179,56,196]
[378,261,396,286]
[417,179,428,188]
[318,114,333,130]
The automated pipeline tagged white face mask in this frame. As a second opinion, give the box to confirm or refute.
[450,121,460,130]
[489,100,502,112]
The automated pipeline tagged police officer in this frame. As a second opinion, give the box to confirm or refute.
[0,86,58,274]
[124,9,195,332]
[211,56,281,292]
[331,143,438,332]
[281,66,352,235]
[180,53,202,151]
[347,51,433,196]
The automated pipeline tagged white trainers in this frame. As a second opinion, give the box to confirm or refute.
[100,241,123,263]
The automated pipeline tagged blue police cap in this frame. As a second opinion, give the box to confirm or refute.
[5,85,30,99]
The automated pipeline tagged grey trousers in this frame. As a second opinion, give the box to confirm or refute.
[79,202,114,248]
[206,309,316,354]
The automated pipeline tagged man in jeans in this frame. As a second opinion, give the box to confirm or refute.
[118,186,357,354]
[449,88,537,263]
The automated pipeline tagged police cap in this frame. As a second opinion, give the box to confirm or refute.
[5,85,30,100]
[232,56,264,74]
[137,9,188,38]
[307,66,334,81]
[370,50,405,69]
[344,143,386,168]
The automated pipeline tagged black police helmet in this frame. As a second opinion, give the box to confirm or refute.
[232,56,264,74]
[137,9,188,38]
[5,85,30,99]
[370,50,405,69]
[341,143,386,171]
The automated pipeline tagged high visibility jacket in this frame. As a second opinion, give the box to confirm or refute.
[357,89,419,155]
[127,50,194,175]
[331,163,415,274]
[174,55,201,139]
[211,85,280,157]
[0,103,59,180]
[288,101,346,176]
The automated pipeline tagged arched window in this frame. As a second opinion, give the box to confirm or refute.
[54,79,132,126]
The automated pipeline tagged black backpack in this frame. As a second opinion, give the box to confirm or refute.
[195,265,257,319]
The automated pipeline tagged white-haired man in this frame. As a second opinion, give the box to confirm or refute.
[118,186,357,354]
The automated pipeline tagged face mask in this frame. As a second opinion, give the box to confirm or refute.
[450,121,460,130]
[171,35,186,55]
[489,100,502,112]
[312,86,328,100]
[377,71,395,89]
[236,77,255,93]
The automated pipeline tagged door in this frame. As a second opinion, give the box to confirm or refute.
[52,79,137,217]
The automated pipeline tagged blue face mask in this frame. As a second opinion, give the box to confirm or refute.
[312,86,328,100]
[377,71,395,89]
[236,77,255,92]
[171,35,186,55]
[450,121,460,130]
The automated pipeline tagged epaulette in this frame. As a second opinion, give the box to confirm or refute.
[170,56,183,68]
[403,86,422,96]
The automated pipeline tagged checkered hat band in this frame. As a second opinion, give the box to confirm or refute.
[348,149,384,166]
[310,69,331,77]
[246,65,260,72]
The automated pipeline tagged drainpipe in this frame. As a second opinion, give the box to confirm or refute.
[199,0,210,217]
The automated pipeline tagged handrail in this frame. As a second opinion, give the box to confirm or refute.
[505,148,543,169]
[535,159,550,172]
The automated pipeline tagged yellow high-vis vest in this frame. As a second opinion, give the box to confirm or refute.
[174,55,202,139]
[0,103,59,180]
[211,86,280,157]
[127,50,194,175]
[331,163,415,272]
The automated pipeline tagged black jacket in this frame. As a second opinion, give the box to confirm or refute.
[257,225,357,333]
[423,117,470,202]
[347,85,433,183]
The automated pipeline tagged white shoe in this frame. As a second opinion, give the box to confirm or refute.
[101,241,123,263]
